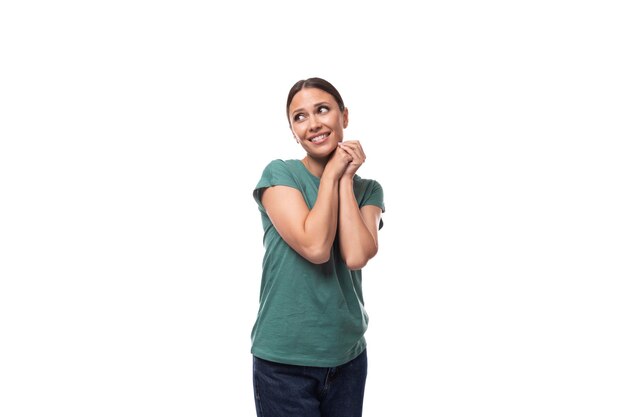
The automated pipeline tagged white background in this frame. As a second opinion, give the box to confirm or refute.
[1,1,625,416]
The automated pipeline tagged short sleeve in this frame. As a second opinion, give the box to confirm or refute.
[361,180,385,211]
[361,180,385,229]
[253,160,301,211]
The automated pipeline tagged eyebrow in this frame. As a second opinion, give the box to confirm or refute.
[291,102,332,116]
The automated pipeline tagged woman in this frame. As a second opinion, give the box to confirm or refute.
[251,77,385,417]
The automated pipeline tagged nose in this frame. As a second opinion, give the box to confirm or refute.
[308,114,322,132]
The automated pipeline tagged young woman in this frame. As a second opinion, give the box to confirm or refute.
[251,77,385,417]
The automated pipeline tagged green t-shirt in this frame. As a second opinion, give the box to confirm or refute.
[251,159,385,367]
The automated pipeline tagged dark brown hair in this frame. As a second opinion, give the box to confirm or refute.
[286,77,345,123]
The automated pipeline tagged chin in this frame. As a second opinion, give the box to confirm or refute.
[304,140,335,154]
[314,143,338,158]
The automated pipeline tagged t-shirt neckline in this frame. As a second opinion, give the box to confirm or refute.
[296,159,321,182]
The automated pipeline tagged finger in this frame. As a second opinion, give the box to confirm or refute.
[338,143,361,163]
[340,141,365,158]
[335,145,354,162]
[340,140,362,150]
[339,141,366,161]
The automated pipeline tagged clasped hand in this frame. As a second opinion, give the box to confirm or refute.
[325,140,366,179]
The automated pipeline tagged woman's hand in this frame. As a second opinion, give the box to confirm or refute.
[338,141,366,179]
[323,145,354,180]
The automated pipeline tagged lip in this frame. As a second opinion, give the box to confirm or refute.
[307,132,331,144]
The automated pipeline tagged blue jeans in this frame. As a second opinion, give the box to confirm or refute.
[253,350,368,417]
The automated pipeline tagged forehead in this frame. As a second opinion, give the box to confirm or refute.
[289,88,336,113]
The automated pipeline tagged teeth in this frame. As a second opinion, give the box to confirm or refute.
[311,134,328,143]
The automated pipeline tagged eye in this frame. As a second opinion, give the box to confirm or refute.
[293,113,305,122]
[318,105,330,114]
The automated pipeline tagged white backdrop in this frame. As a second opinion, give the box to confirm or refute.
[1,1,625,416]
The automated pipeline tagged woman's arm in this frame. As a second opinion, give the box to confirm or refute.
[261,150,351,264]
[336,141,382,270]
[338,179,382,270]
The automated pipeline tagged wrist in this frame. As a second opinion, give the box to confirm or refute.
[321,170,341,184]
[339,176,354,189]
[341,166,355,177]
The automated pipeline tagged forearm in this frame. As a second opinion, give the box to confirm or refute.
[338,178,378,269]
[301,174,340,262]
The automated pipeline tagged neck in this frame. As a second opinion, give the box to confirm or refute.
[301,155,328,178]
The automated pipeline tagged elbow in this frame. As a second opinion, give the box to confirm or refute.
[302,246,331,265]
[344,247,378,271]
[308,253,331,265]
[345,259,368,270]
[344,254,370,270]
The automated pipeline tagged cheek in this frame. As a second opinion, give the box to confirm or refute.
[291,126,303,141]
[334,124,344,138]
[294,131,306,142]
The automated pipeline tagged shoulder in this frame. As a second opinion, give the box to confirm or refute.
[261,159,300,175]
[254,159,303,203]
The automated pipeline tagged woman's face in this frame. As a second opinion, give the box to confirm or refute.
[288,87,348,158]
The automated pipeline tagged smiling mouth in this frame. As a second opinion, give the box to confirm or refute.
[309,133,329,143]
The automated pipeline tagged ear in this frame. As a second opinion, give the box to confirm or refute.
[342,107,349,129]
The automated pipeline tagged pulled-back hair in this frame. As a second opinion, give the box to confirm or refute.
[286,77,345,123]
